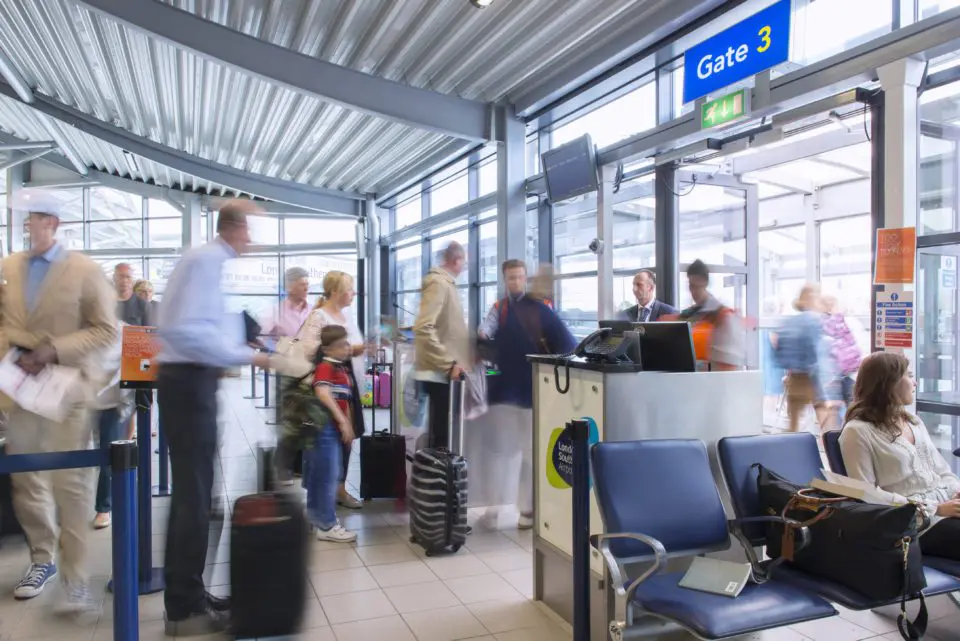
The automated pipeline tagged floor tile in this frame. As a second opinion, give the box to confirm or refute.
[309,548,364,572]
[466,598,555,634]
[424,554,492,580]
[309,567,379,597]
[384,580,461,614]
[493,624,572,641]
[353,527,406,548]
[788,616,876,640]
[498,568,534,599]
[368,560,438,588]
[475,549,533,573]
[319,588,396,624]
[402,604,488,641]
[444,573,522,604]
[356,543,420,566]
[300,596,330,629]
[465,533,525,554]
[331,615,415,641]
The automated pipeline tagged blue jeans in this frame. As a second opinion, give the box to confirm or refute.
[305,425,341,530]
[95,408,122,513]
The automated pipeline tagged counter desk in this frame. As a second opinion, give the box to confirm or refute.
[529,356,762,639]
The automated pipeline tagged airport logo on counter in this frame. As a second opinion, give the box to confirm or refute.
[546,417,599,490]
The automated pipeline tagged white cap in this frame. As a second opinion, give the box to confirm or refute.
[10,190,62,218]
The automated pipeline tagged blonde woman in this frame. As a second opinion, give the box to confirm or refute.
[297,271,366,509]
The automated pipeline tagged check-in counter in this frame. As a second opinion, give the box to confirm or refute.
[529,355,762,640]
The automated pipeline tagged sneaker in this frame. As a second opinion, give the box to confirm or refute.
[93,513,111,529]
[13,563,57,600]
[477,510,499,531]
[337,492,363,510]
[164,607,230,637]
[58,581,99,614]
[518,513,534,530]
[315,521,357,543]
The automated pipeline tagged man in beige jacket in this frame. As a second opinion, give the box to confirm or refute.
[414,241,470,449]
[0,194,116,610]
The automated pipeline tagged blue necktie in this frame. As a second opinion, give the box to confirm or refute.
[639,307,650,323]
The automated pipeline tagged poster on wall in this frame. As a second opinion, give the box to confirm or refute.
[875,291,913,351]
[120,326,159,388]
[874,227,916,285]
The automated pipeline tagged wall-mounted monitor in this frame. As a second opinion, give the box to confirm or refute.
[540,134,599,204]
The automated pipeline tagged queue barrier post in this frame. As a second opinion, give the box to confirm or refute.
[243,363,262,400]
[153,392,170,497]
[136,402,164,594]
[256,367,272,410]
[570,419,590,641]
[265,372,281,427]
[0,446,139,641]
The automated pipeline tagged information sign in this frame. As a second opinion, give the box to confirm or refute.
[120,325,159,388]
[875,291,913,351]
[874,227,916,285]
[683,0,792,103]
[701,89,750,129]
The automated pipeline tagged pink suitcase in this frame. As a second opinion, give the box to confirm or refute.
[375,370,391,408]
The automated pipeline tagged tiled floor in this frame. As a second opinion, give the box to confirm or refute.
[0,374,957,641]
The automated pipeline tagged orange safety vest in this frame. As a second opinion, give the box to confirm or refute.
[662,307,735,363]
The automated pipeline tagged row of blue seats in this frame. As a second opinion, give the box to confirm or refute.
[589,432,960,640]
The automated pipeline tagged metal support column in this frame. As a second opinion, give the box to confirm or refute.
[183,193,202,248]
[496,104,526,263]
[876,57,924,369]
[365,197,381,339]
[869,92,886,355]
[6,163,25,255]
[537,197,553,267]
[597,164,615,320]
[654,164,679,307]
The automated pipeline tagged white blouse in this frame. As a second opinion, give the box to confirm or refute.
[296,306,365,379]
[839,417,960,529]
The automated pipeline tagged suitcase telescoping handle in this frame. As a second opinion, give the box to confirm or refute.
[448,374,466,454]
[377,347,387,363]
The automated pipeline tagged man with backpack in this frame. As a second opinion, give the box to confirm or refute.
[478,260,575,530]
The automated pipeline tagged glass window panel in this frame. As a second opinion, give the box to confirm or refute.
[395,192,422,230]
[283,254,358,294]
[224,295,277,322]
[90,187,141,221]
[396,244,422,292]
[147,257,179,294]
[397,291,420,327]
[479,220,498,282]
[148,198,181,219]
[20,189,83,223]
[557,276,599,339]
[554,201,597,275]
[915,412,960,475]
[919,80,960,236]
[431,229,469,284]
[791,0,891,67]
[94,258,144,279]
[526,135,540,176]
[284,217,356,244]
[678,184,746,267]
[759,225,807,319]
[818,215,872,340]
[917,246,960,409]
[200,212,210,242]
[222,255,280,295]
[55,222,84,250]
[920,0,960,18]
[89,220,143,250]
[479,154,498,196]
[612,176,656,271]
[481,284,498,319]
[457,286,469,327]
[526,204,539,269]
[431,161,469,215]
[147,217,182,248]
[247,215,280,245]
[552,79,656,149]
[678,272,746,312]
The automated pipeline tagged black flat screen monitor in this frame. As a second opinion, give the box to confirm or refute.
[541,134,599,204]
[633,322,696,373]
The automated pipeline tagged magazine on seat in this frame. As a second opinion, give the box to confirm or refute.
[810,469,905,507]
[678,557,753,598]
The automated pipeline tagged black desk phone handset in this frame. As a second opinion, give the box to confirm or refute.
[554,327,634,394]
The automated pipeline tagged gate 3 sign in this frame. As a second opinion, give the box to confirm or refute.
[683,0,792,104]
[545,417,599,490]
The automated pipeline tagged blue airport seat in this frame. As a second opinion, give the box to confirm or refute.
[717,433,960,608]
[590,439,836,640]
[822,429,960,581]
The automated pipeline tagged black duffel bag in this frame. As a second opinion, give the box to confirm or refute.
[755,464,929,640]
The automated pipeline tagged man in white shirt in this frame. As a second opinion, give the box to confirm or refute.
[621,269,677,322]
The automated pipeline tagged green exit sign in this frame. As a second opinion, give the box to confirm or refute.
[701,89,750,129]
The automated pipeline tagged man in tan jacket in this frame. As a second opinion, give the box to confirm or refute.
[0,193,116,610]
[414,241,470,449]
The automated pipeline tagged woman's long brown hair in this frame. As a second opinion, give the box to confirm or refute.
[844,351,917,441]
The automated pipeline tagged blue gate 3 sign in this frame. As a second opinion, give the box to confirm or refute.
[683,0,792,104]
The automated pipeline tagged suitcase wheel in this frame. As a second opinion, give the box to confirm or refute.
[425,550,436,557]
[409,536,417,544]
[451,544,461,553]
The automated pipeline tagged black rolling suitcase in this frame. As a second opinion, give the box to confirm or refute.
[230,446,309,639]
[359,358,407,500]
[409,379,469,556]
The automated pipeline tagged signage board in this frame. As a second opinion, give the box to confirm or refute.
[683,0,792,104]
[941,256,956,289]
[875,291,913,351]
[540,134,599,204]
[701,89,750,129]
[874,227,916,285]
[120,325,159,388]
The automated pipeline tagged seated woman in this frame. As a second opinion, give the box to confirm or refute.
[839,352,960,561]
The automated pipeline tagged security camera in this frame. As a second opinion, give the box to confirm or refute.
[588,238,604,255]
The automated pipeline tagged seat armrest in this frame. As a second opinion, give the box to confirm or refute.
[590,532,668,602]
[728,515,812,582]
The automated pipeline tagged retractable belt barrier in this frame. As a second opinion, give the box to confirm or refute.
[0,444,140,641]
[570,418,591,641]
[243,363,262,400]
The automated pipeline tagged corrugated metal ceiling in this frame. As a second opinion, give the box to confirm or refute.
[0,0,674,202]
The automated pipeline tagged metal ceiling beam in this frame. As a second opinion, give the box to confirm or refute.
[0,141,55,152]
[732,131,868,174]
[0,81,360,216]
[74,0,491,143]
[0,147,53,172]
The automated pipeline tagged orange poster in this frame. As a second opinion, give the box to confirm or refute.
[120,326,159,388]
[874,227,916,285]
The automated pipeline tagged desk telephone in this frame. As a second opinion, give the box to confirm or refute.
[553,327,638,394]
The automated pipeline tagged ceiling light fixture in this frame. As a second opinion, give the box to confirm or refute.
[123,150,140,175]
[469,0,494,8]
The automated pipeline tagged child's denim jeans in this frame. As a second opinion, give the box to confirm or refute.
[305,424,342,530]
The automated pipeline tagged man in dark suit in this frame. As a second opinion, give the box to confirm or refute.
[622,269,678,322]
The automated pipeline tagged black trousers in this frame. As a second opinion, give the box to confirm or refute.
[423,381,451,450]
[158,364,221,620]
[920,518,960,561]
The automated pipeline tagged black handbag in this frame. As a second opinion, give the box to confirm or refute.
[755,464,929,640]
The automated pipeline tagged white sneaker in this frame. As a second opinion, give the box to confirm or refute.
[337,492,363,510]
[58,581,100,615]
[316,521,357,543]
[477,510,499,531]
[517,513,534,530]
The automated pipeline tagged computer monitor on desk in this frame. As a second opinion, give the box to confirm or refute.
[598,320,696,372]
